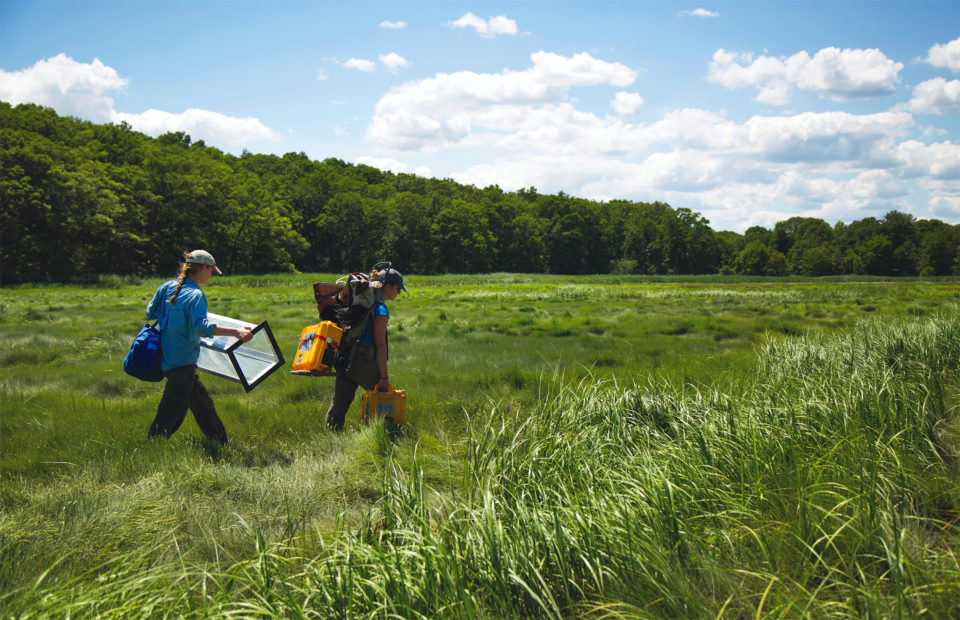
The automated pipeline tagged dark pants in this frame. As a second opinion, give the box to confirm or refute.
[325,344,380,431]
[149,365,228,444]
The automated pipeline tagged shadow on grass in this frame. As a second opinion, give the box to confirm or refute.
[194,438,295,468]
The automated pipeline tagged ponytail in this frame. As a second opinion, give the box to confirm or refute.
[168,252,199,305]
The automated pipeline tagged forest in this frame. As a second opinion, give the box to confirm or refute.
[2,101,958,282]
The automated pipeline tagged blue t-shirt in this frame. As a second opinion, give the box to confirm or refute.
[146,278,216,370]
[359,301,389,344]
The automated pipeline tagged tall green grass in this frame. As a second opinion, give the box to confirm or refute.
[4,313,958,617]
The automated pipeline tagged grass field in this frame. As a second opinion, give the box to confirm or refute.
[1,274,959,617]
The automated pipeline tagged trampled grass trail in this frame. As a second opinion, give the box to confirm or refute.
[3,313,959,617]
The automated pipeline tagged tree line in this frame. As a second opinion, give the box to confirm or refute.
[2,102,958,283]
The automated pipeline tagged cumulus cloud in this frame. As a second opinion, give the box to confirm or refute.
[905,77,960,115]
[925,36,960,72]
[344,58,377,72]
[110,108,279,148]
[355,155,410,173]
[365,46,951,230]
[352,157,431,178]
[0,53,127,121]
[379,20,407,29]
[0,54,278,150]
[930,195,960,217]
[681,8,719,17]
[611,92,644,116]
[895,140,960,179]
[709,46,903,103]
[379,52,410,71]
[450,12,518,37]
[445,105,929,231]
[846,169,908,200]
[367,51,636,150]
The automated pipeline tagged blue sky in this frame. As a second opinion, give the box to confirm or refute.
[1,0,958,232]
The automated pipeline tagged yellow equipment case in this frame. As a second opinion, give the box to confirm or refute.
[361,385,406,426]
[291,321,343,375]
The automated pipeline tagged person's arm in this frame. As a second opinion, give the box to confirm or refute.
[146,285,164,321]
[214,325,252,342]
[188,293,250,341]
[374,315,389,390]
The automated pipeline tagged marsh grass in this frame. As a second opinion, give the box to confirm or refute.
[1,275,959,616]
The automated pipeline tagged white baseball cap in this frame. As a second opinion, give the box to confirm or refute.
[186,249,223,274]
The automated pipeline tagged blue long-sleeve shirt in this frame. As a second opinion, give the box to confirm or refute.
[146,278,216,371]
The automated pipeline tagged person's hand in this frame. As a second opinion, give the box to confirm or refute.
[377,377,390,392]
[235,328,253,342]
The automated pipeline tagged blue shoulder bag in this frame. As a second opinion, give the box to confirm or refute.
[123,323,164,382]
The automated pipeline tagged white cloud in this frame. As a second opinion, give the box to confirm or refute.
[925,37,960,72]
[709,46,903,103]
[0,54,278,151]
[355,155,410,173]
[930,195,960,217]
[681,8,719,17]
[0,53,127,121]
[379,20,407,30]
[353,157,430,178]
[611,92,644,116]
[905,78,960,115]
[450,12,518,37]
[379,52,410,71]
[366,46,940,229]
[367,51,636,150]
[487,15,519,36]
[846,169,908,200]
[440,104,930,231]
[344,58,377,72]
[895,140,960,179]
[739,111,913,163]
[317,68,328,81]
[111,108,279,147]
[532,51,636,87]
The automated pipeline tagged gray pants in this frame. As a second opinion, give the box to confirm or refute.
[325,343,379,430]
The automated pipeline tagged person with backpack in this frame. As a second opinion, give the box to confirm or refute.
[146,250,252,444]
[324,268,407,430]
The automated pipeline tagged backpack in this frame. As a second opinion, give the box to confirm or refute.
[329,263,392,374]
[331,290,381,374]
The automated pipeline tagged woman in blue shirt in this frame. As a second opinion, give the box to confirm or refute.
[324,268,406,430]
[146,250,252,444]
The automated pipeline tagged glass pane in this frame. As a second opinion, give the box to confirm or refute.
[197,346,240,380]
[207,312,257,331]
[197,313,284,391]
[235,330,279,384]
[199,333,238,352]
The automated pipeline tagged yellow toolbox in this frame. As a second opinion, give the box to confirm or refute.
[291,321,343,375]
[361,385,406,426]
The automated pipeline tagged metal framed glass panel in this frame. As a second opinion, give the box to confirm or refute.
[197,313,284,392]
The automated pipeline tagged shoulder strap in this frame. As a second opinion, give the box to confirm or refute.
[341,305,374,344]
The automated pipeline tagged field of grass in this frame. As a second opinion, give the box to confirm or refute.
[1,274,959,617]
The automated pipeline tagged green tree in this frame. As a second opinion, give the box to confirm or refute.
[431,200,497,272]
[916,220,959,275]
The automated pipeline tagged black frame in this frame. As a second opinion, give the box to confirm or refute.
[198,320,284,392]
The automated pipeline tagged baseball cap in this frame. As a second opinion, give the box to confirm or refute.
[382,268,407,292]
[186,249,223,275]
